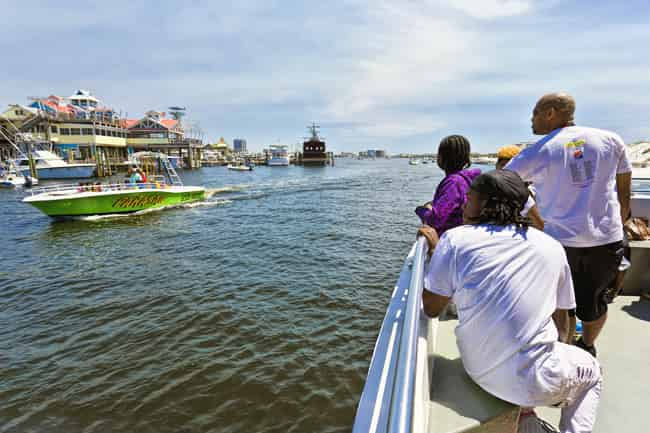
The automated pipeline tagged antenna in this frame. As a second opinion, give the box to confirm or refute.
[168,106,186,121]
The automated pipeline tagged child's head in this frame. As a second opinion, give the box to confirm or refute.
[437,135,471,173]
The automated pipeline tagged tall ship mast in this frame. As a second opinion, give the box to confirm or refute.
[302,122,327,166]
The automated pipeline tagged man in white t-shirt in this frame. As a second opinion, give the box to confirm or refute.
[418,169,602,433]
[506,92,632,356]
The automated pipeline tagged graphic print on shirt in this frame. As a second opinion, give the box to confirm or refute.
[565,139,594,187]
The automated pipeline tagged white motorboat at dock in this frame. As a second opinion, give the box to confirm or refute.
[0,161,37,188]
[15,150,95,179]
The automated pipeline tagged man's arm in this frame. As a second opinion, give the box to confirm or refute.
[422,291,450,318]
[616,172,632,223]
[552,309,571,343]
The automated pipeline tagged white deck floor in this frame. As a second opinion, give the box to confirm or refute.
[537,296,650,433]
[427,296,650,433]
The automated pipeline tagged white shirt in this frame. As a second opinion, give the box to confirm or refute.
[424,224,575,379]
[506,126,631,247]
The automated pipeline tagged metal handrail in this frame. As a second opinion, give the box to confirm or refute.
[27,181,170,196]
[352,237,428,433]
[389,237,428,433]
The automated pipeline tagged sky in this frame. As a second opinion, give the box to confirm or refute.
[1,0,650,153]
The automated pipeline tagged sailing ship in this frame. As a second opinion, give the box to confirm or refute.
[302,123,327,166]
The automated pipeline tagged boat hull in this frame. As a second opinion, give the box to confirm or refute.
[268,158,290,166]
[23,187,206,217]
[20,165,96,179]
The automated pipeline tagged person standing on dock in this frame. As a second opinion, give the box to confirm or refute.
[506,92,632,357]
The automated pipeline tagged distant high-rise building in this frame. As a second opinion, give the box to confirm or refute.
[233,138,247,153]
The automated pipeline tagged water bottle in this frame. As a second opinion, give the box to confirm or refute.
[575,320,583,335]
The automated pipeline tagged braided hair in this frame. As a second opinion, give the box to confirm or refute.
[471,169,531,228]
[437,135,471,173]
[477,196,531,228]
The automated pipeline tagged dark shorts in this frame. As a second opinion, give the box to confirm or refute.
[564,241,624,322]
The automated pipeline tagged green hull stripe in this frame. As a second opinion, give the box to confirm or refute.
[26,190,206,217]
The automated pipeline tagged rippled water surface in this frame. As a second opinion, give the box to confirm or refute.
[0,159,446,433]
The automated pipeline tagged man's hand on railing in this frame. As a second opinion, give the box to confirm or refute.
[417,225,439,258]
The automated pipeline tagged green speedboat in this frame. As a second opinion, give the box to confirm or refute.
[23,152,206,217]
[23,184,205,217]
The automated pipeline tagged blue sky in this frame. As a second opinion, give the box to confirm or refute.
[1,0,649,153]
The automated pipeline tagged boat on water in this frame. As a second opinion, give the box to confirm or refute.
[626,142,650,179]
[23,152,205,217]
[227,163,253,171]
[268,144,290,166]
[302,123,328,166]
[352,190,650,433]
[0,161,38,188]
[471,156,498,165]
[409,159,421,165]
[16,150,96,179]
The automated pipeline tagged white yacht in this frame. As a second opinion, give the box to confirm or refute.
[352,191,650,433]
[627,142,650,179]
[16,150,95,179]
[0,161,38,188]
[268,145,290,166]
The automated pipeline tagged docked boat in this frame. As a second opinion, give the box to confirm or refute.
[268,144,290,166]
[352,192,650,433]
[16,150,96,179]
[227,163,253,171]
[0,162,38,188]
[23,152,205,217]
[302,123,328,166]
[471,156,498,165]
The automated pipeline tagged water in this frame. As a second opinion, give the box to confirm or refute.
[0,159,445,433]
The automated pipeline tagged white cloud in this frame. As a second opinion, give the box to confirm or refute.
[443,0,533,19]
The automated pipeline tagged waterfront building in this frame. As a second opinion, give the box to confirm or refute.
[233,138,247,153]
[0,91,204,170]
[0,92,128,163]
[124,111,201,168]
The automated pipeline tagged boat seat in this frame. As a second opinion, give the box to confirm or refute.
[622,240,650,295]
[427,318,519,433]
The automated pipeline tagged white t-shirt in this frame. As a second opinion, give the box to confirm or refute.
[506,126,632,247]
[424,224,575,379]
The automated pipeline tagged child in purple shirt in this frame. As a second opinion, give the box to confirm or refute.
[416,135,481,235]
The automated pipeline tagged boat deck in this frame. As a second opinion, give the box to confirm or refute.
[426,296,650,433]
[537,296,650,433]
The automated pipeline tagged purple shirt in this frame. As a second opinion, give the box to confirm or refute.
[416,168,481,235]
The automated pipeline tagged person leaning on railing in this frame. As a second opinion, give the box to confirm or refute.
[417,170,601,433]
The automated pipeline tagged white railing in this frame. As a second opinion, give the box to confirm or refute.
[27,181,170,196]
[353,237,428,433]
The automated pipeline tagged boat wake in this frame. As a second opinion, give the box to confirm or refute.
[205,185,250,197]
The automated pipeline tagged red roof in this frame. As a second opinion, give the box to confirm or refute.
[122,119,139,128]
[160,119,178,129]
